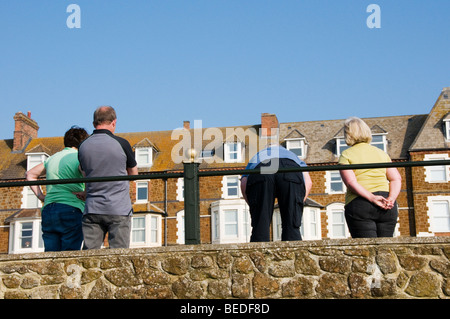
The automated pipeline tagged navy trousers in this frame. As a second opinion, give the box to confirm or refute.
[245,158,305,242]
[344,191,398,238]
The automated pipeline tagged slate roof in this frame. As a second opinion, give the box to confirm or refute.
[280,114,427,164]
[1,87,449,180]
[409,88,450,151]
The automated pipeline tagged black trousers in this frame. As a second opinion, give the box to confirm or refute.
[245,158,305,242]
[344,191,398,238]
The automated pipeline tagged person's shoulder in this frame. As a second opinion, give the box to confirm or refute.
[111,134,132,148]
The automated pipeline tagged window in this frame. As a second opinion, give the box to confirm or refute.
[211,199,250,244]
[273,207,321,240]
[444,116,450,140]
[131,216,146,243]
[300,207,321,240]
[135,147,153,167]
[136,181,148,203]
[200,149,215,159]
[176,210,185,244]
[26,153,48,170]
[176,178,184,201]
[224,142,243,163]
[371,134,387,152]
[21,186,42,209]
[326,203,349,239]
[222,176,240,198]
[325,171,346,194]
[426,196,450,233]
[129,214,161,247]
[424,154,450,183]
[286,139,306,159]
[335,138,349,156]
[9,219,44,254]
[224,209,238,236]
[336,134,387,155]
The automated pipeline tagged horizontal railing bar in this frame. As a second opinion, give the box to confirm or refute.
[0,160,449,188]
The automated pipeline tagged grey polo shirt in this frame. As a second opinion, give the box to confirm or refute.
[78,129,137,216]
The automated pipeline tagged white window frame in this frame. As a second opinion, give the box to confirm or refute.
[135,181,149,203]
[135,147,153,168]
[370,134,387,152]
[21,186,43,209]
[221,175,241,199]
[200,149,215,159]
[325,203,350,239]
[426,196,450,234]
[224,142,243,163]
[9,219,44,254]
[26,152,48,170]
[285,138,307,159]
[444,118,450,141]
[211,199,250,244]
[336,134,387,155]
[129,214,161,248]
[424,154,450,183]
[335,138,349,156]
[301,207,322,240]
[176,210,185,244]
[325,171,346,194]
[176,178,184,201]
[273,207,321,240]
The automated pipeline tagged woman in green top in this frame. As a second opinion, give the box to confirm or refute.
[339,117,402,238]
[26,127,89,251]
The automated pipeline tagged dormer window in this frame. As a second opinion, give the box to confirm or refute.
[285,138,307,159]
[26,152,48,170]
[133,138,159,168]
[224,142,243,163]
[443,114,450,140]
[283,129,307,159]
[335,138,349,156]
[371,134,387,152]
[135,147,153,167]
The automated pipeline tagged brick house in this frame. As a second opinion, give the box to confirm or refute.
[0,87,449,254]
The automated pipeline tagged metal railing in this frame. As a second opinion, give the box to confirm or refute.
[1,159,450,244]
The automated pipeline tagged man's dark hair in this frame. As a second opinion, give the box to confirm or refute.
[93,106,117,126]
[64,127,89,148]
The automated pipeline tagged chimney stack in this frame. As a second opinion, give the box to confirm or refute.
[13,111,39,152]
[261,113,279,138]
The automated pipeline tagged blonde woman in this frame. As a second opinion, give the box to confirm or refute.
[339,117,401,238]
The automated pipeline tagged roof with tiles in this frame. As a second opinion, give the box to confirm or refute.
[2,88,450,181]
[280,114,428,164]
[409,88,450,151]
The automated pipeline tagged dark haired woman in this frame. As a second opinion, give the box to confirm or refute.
[26,126,89,251]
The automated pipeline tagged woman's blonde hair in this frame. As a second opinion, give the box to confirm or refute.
[344,117,372,146]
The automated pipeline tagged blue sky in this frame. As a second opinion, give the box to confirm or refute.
[0,0,449,140]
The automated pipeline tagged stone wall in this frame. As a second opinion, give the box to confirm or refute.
[0,237,449,299]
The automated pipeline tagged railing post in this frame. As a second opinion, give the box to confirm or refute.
[183,152,201,245]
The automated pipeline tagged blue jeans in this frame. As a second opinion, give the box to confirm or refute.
[41,203,83,251]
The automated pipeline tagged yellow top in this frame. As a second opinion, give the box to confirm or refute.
[338,143,391,205]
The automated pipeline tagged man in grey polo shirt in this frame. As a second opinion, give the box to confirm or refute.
[78,106,138,249]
